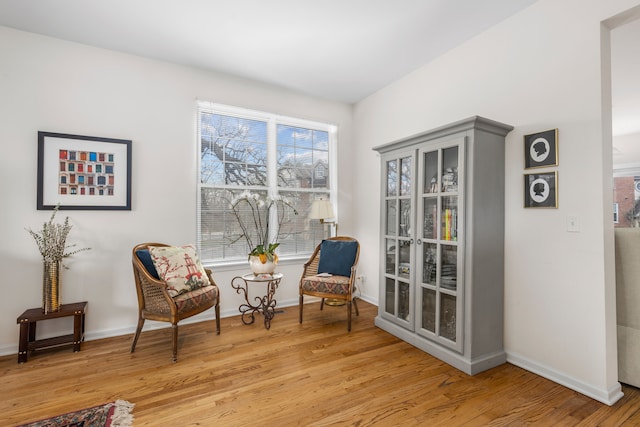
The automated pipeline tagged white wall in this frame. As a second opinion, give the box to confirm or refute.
[352,0,640,405]
[0,27,354,354]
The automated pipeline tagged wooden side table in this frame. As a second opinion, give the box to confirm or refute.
[16,301,88,363]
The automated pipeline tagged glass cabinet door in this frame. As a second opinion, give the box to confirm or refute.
[416,140,463,352]
[382,153,414,327]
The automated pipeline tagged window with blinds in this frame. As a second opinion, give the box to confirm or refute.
[197,102,335,264]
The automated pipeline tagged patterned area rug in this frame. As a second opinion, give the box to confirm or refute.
[17,400,134,427]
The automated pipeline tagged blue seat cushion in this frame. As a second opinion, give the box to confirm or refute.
[317,240,358,277]
[136,249,160,279]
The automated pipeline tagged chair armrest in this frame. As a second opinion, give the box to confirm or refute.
[204,268,219,289]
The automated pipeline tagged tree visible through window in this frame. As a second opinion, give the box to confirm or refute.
[197,102,335,264]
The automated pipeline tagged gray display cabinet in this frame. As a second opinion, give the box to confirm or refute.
[373,116,513,375]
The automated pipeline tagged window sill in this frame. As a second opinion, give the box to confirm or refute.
[203,254,310,272]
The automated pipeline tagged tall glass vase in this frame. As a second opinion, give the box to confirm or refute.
[43,260,61,313]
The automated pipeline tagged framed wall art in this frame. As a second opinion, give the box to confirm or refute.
[37,131,132,210]
[524,129,558,169]
[524,171,558,208]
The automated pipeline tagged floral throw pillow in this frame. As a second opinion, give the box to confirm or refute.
[149,245,209,297]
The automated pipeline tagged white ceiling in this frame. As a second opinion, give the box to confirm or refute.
[0,0,539,104]
[1,0,637,154]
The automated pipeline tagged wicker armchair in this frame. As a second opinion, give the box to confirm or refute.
[130,243,220,362]
[299,236,360,331]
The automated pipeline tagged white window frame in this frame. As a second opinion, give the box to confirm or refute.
[196,101,338,267]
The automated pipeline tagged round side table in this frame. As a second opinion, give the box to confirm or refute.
[231,272,283,330]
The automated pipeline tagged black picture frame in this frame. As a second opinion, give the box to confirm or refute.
[524,171,558,208]
[524,129,558,169]
[37,131,132,210]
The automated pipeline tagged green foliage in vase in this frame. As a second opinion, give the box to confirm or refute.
[249,243,281,263]
[26,205,91,265]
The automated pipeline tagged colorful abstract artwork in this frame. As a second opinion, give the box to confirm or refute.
[58,149,116,196]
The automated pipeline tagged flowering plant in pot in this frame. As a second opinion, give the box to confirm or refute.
[230,191,297,274]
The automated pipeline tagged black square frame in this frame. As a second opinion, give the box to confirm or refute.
[37,131,132,210]
[524,129,558,169]
[524,171,558,208]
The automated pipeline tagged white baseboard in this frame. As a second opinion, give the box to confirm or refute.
[506,351,624,406]
[0,297,303,358]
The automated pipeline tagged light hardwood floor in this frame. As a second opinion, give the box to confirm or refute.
[2,300,640,426]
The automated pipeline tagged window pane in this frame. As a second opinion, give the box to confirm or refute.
[278,191,328,255]
[199,187,252,262]
[293,127,313,149]
[313,130,329,150]
[296,148,313,168]
[198,188,327,264]
[277,124,328,190]
[200,112,268,187]
[278,126,295,146]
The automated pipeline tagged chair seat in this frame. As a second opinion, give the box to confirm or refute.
[301,275,350,295]
[173,285,219,313]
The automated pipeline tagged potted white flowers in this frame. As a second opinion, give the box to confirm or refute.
[230,192,297,275]
[26,206,90,313]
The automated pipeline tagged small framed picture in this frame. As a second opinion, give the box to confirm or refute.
[524,129,558,169]
[524,172,558,208]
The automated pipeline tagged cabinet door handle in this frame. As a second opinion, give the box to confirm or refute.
[417,238,422,245]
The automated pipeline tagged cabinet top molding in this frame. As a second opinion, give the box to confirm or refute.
[373,116,513,154]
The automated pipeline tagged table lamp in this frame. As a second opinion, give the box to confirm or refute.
[309,199,344,306]
[309,199,337,236]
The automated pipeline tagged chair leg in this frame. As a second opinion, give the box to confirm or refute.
[171,323,178,363]
[347,301,352,332]
[353,297,360,316]
[215,304,221,335]
[299,295,304,324]
[320,298,325,311]
[130,316,145,353]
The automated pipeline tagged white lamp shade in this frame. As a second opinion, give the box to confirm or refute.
[309,199,335,220]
